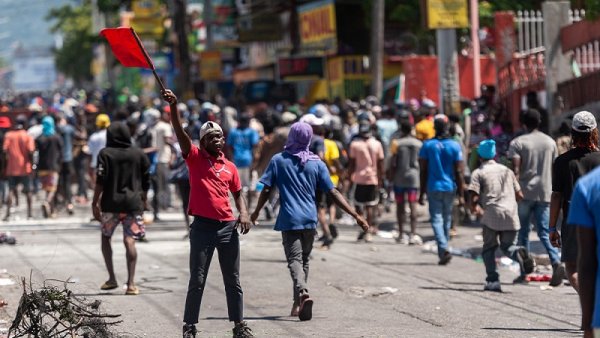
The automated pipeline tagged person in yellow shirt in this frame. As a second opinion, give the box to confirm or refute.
[415,110,435,141]
[317,132,343,249]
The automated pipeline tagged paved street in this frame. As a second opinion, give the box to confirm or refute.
[0,201,583,337]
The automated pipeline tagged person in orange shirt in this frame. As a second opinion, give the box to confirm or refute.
[3,115,35,220]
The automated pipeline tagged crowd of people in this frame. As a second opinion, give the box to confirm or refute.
[1,86,600,337]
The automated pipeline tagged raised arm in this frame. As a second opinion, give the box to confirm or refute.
[162,89,191,156]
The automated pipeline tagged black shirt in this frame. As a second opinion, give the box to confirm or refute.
[97,123,151,213]
[552,147,600,214]
[36,134,63,171]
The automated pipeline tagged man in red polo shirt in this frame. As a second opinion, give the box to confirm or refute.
[163,89,254,338]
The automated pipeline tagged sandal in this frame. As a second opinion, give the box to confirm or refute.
[100,281,118,290]
[125,286,139,295]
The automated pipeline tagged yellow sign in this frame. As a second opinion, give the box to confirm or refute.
[298,0,337,53]
[132,0,162,18]
[426,0,468,29]
[200,51,222,80]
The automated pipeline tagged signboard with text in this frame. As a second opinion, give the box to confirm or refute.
[298,0,337,54]
[278,57,324,80]
[426,0,468,29]
[200,51,222,80]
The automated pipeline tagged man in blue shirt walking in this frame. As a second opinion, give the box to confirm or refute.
[569,166,600,338]
[227,113,260,206]
[419,114,465,265]
[251,122,368,321]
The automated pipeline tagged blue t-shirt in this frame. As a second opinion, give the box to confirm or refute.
[59,124,75,162]
[418,138,462,192]
[227,127,259,168]
[567,166,600,328]
[260,152,335,231]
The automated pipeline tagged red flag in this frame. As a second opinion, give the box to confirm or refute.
[100,27,153,69]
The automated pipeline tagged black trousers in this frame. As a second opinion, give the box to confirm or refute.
[183,216,243,324]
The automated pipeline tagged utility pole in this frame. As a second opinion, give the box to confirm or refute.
[470,0,481,98]
[203,0,214,99]
[174,0,191,96]
[436,29,460,116]
[370,0,384,100]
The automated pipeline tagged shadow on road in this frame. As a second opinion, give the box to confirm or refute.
[419,286,488,293]
[204,316,298,322]
[482,327,580,335]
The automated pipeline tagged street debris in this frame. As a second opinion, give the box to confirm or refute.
[8,277,122,338]
[348,286,398,298]
[0,233,16,245]
[0,279,14,287]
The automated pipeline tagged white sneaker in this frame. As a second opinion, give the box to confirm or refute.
[395,233,409,244]
[409,234,423,245]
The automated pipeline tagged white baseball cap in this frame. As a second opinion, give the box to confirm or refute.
[199,121,223,141]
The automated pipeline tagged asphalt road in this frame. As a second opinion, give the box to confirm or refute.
[0,201,583,337]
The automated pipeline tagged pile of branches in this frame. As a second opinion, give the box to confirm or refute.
[8,277,122,338]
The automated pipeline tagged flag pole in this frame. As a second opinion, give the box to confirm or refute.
[130,27,166,92]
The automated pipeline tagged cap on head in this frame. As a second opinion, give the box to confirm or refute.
[358,120,371,135]
[572,111,597,133]
[96,113,111,129]
[477,139,497,160]
[199,121,223,141]
[299,114,324,126]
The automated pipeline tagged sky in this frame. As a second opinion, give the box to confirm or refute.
[0,0,74,59]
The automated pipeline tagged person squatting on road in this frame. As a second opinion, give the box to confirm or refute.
[92,122,150,296]
[163,89,254,338]
[549,111,600,293]
[251,121,369,321]
[468,139,535,292]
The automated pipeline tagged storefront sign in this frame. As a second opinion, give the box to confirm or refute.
[200,51,222,80]
[298,0,337,54]
[278,57,324,79]
[426,0,468,29]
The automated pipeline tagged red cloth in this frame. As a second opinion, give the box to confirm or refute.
[185,145,241,221]
[100,27,153,69]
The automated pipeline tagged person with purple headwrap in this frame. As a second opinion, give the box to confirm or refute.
[251,122,369,321]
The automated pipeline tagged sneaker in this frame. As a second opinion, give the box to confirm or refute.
[438,251,452,265]
[183,324,197,338]
[298,291,314,321]
[515,248,535,275]
[357,231,366,242]
[395,233,409,244]
[364,232,373,243]
[320,236,333,249]
[330,224,338,239]
[513,275,529,284]
[232,321,254,338]
[449,228,458,238]
[290,301,299,317]
[484,281,502,292]
[409,234,423,245]
[549,263,565,287]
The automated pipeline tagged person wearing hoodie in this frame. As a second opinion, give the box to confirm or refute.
[92,122,151,296]
[35,116,63,218]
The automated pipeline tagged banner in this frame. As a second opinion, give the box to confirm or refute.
[298,0,337,54]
